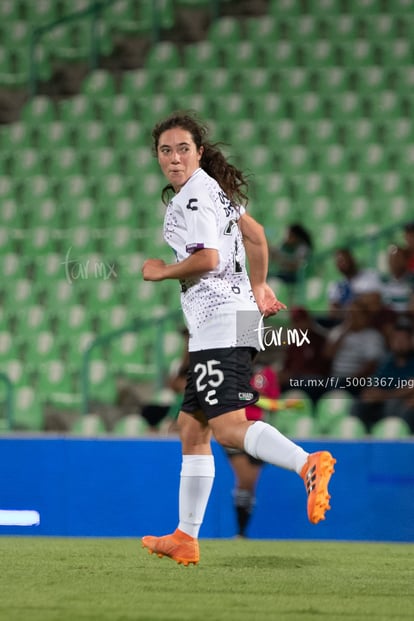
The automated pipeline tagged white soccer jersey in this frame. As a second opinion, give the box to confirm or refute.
[163,168,260,351]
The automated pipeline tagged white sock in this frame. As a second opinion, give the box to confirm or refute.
[244,421,308,475]
[178,454,215,538]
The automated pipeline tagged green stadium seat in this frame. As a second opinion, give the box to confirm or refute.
[21,0,59,24]
[290,92,325,121]
[321,14,359,41]
[314,389,355,433]
[330,416,366,438]
[0,0,19,22]
[97,94,136,122]
[0,330,18,365]
[352,143,388,174]
[315,67,350,95]
[71,414,106,436]
[90,170,125,204]
[116,147,155,177]
[326,92,363,120]
[183,41,220,69]
[338,40,377,67]
[277,144,313,175]
[71,120,108,149]
[8,148,44,178]
[371,417,412,439]
[245,15,277,42]
[278,67,311,95]
[379,119,414,145]
[198,68,235,95]
[113,414,151,437]
[267,118,300,146]
[250,93,287,120]
[300,40,337,68]
[207,15,242,43]
[0,121,33,150]
[348,0,382,14]
[98,196,136,229]
[36,358,73,397]
[302,119,338,147]
[269,0,303,17]
[252,171,290,205]
[137,94,175,126]
[81,69,116,97]
[262,41,299,68]
[20,96,56,124]
[226,119,261,150]
[145,41,181,70]
[13,386,44,431]
[270,412,319,439]
[55,174,91,204]
[338,118,376,147]
[45,146,81,177]
[109,121,148,149]
[376,39,413,67]
[82,147,119,177]
[35,120,72,150]
[290,14,322,42]
[364,90,403,120]
[159,67,195,95]
[303,275,330,310]
[213,94,248,122]
[220,41,260,69]
[291,172,328,201]
[121,68,155,97]
[58,95,96,122]
[362,14,399,40]
[172,94,212,121]
[393,67,414,93]
[388,144,414,175]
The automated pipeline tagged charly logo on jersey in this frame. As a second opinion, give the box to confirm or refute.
[186,198,198,211]
[238,392,254,401]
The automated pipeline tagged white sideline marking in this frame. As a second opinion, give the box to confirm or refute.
[0,510,40,526]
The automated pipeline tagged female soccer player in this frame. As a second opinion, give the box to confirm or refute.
[141,112,336,565]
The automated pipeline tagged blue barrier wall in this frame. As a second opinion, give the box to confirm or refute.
[1,437,413,541]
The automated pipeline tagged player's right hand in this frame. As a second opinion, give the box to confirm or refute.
[142,258,167,281]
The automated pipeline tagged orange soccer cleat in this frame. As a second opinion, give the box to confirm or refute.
[142,528,199,566]
[301,451,336,524]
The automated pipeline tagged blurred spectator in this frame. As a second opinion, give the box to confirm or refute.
[269,223,313,285]
[380,244,414,313]
[356,287,396,347]
[323,298,386,394]
[350,316,414,432]
[403,221,414,274]
[278,306,330,403]
[328,248,382,319]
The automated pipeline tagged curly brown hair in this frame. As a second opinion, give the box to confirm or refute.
[152,111,249,207]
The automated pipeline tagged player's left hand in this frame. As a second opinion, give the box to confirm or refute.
[142,258,167,281]
[253,283,287,317]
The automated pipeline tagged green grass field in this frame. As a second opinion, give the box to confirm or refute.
[0,537,412,621]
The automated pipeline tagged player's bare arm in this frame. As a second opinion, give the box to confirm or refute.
[238,213,286,316]
[142,248,219,281]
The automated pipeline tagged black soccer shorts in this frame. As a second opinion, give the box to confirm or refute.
[181,347,259,419]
